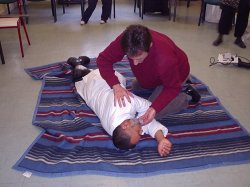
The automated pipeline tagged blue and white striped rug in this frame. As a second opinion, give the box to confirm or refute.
[13,58,250,177]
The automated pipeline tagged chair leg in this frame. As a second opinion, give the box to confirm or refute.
[0,41,5,65]
[113,0,115,18]
[20,17,31,46]
[168,0,171,21]
[22,0,29,24]
[7,4,10,14]
[63,3,65,14]
[139,0,141,17]
[198,1,205,26]
[51,0,54,16]
[141,0,144,19]
[187,0,190,8]
[134,0,136,13]
[202,2,207,24]
[173,0,177,22]
[17,19,24,57]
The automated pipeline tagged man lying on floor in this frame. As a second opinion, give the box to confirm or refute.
[67,58,172,157]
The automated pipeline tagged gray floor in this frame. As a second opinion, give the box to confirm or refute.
[1,0,250,186]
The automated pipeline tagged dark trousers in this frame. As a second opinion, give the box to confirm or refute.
[218,0,249,38]
[132,78,191,119]
[82,0,112,22]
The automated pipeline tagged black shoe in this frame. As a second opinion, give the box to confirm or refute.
[67,57,80,67]
[78,56,90,66]
[184,85,201,104]
[213,38,223,46]
[67,56,90,68]
[234,38,246,48]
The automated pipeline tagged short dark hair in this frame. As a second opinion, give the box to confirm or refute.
[121,24,152,57]
[112,125,136,150]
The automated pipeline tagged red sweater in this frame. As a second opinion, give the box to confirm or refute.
[96,29,190,113]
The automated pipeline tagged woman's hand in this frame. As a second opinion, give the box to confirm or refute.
[139,107,156,125]
[112,84,133,107]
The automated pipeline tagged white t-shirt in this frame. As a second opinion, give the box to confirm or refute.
[75,69,168,138]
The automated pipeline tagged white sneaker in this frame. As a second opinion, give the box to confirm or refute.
[100,20,106,24]
[80,20,86,25]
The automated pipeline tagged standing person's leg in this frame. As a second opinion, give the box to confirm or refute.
[234,0,250,48]
[100,0,112,23]
[213,5,235,46]
[81,0,98,24]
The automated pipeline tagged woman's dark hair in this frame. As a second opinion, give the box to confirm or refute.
[112,125,136,150]
[121,24,152,57]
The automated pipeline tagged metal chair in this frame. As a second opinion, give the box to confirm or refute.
[0,0,31,58]
[59,0,85,20]
[134,0,191,21]
[134,0,171,20]
[0,41,5,64]
[170,0,192,22]
[198,0,221,26]
[0,0,28,23]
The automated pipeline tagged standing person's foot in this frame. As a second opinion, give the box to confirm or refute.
[80,19,86,25]
[213,34,223,46]
[234,38,246,48]
[100,20,106,24]
[213,38,223,46]
[78,56,90,66]
[184,85,201,104]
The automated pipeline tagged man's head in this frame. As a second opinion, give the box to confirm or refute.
[112,119,143,150]
[121,25,152,65]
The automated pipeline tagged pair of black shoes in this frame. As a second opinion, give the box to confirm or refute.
[66,56,91,82]
[184,84,201,104]
[213,36,246,49]
[67,56,90,67]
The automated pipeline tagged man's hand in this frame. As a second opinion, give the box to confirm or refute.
[139,107,156,125]
[155,130,172,157]
[112,84,133,107]
[157,138,172,157]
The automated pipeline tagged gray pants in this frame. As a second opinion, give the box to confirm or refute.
[132,80,191,120]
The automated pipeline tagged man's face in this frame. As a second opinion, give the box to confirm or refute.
[126,119,143,145]
[128,51,149,66]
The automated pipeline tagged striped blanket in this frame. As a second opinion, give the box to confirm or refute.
[13,58,250,177]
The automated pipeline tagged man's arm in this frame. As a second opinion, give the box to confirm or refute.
[134,95,172,156]
[155,130,172,157]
